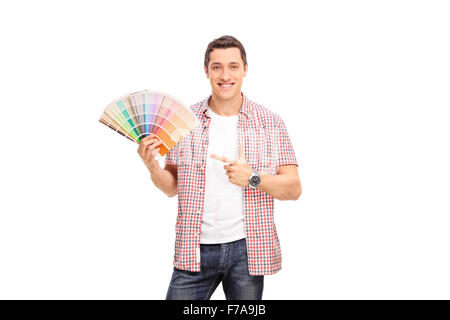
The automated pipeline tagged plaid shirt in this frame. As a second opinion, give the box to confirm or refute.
[164,92,298,275]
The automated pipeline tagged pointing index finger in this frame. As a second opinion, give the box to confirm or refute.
[210,153,236,164]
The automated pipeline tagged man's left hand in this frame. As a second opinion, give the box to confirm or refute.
[210,144,252,187]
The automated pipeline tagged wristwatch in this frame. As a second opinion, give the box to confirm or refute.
[248,170,261,190]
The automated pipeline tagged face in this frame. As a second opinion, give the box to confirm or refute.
[204,47,248,101]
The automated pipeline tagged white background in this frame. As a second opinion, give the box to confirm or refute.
[0,0,449,299]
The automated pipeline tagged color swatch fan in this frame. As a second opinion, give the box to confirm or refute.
[99,90,198,158]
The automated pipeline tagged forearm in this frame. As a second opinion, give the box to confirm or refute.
[257,173,301,200]
[149,166,178,197]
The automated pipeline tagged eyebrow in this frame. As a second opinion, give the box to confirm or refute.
[211,62,240,66]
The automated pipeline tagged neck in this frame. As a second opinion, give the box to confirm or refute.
[208,92,242,116]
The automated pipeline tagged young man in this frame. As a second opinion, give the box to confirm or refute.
[137,35,302,300]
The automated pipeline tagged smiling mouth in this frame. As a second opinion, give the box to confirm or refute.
[218,83,235,88]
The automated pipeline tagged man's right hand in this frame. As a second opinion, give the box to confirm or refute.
[137,134,163,174]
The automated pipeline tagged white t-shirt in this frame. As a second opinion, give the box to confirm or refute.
[200,106,246,244]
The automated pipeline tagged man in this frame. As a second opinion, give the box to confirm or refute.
[137,35,302,300]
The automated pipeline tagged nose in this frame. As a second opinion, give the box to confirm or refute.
[220,68,232,81]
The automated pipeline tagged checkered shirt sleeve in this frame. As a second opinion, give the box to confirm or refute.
[275,117,299,169]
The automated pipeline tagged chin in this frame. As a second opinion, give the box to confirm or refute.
[214,88,239,99]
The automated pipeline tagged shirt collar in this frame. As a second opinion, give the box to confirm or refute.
[199,92,253,119]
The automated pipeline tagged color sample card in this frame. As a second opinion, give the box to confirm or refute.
[99,90,198,157]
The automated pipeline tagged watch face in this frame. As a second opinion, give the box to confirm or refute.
[250,175,261,185]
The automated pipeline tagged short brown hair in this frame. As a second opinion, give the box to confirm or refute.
[204,35,247,70]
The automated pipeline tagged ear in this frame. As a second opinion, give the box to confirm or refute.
[204,65,209,78]
[243,63,248,77]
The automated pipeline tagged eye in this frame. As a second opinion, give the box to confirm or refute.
[231,65,238,69]
[213,66,220,70]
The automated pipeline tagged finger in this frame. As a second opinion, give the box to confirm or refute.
[224,165,232,171]
[140,137,159,150]
[210,153,235,164]
[142,139,161,152]
[138,135,158,156]
[210,153,225,162]
[151,147,161,157]
[141,133,156,142]
[238,143,245,160]
[145,147,161,161]
[138,140,149,155]
[138,138,148,154]
[142,145,152,159]
[145,140,162,150]
[141,140,160,156]
[143,142,161,159]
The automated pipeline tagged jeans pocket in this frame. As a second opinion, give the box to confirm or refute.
[171,267,202,288]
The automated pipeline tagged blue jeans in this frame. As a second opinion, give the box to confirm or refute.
[165,238,264,300]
